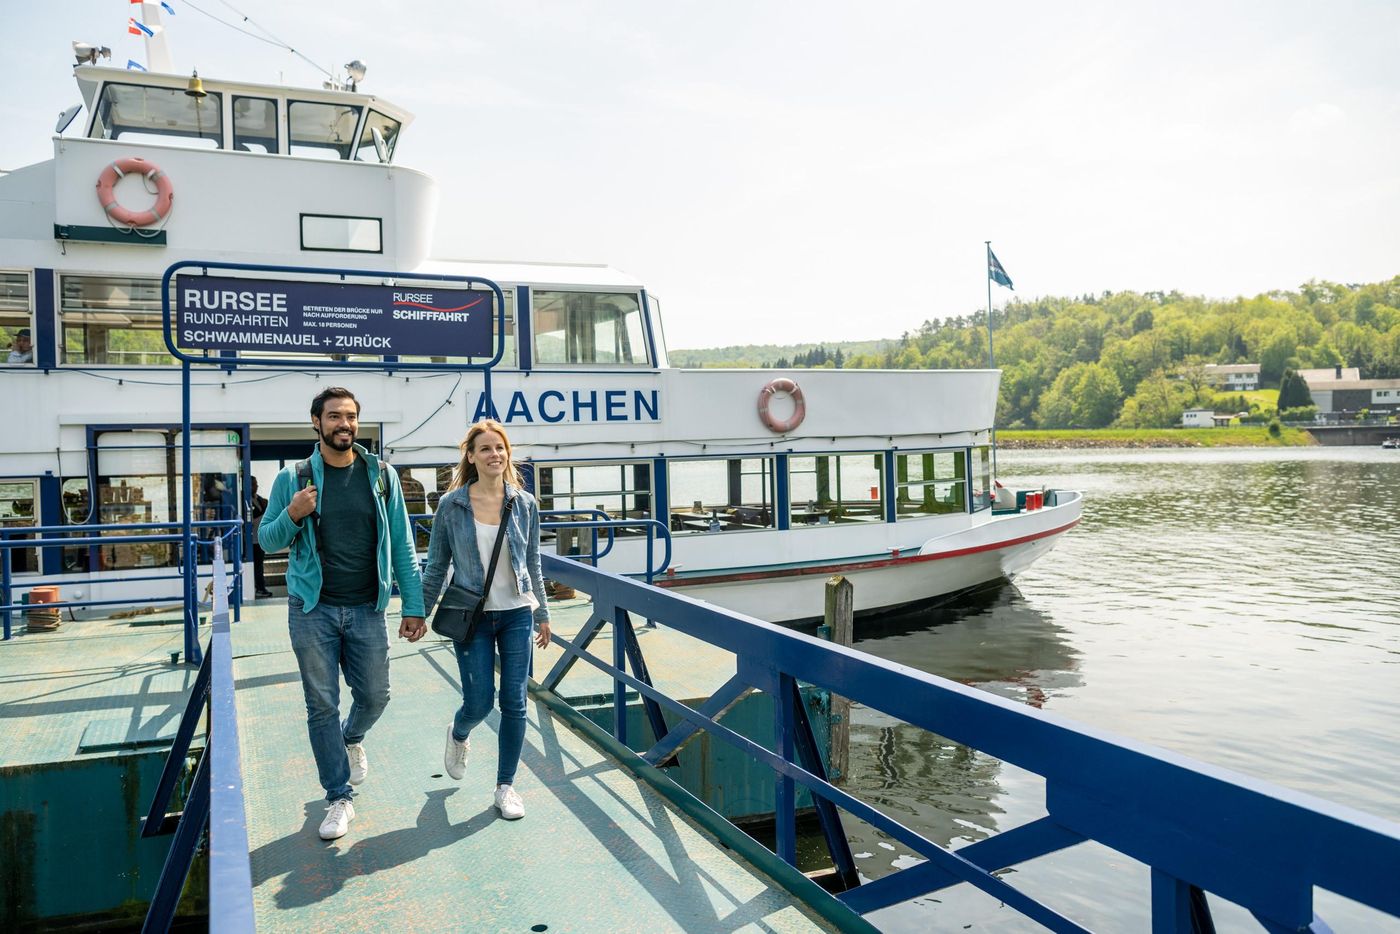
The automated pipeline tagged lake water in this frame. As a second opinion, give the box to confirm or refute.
[840,447,1400,932]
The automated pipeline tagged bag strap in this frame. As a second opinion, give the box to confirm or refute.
[294,457,321,555]
[482,495,515,590]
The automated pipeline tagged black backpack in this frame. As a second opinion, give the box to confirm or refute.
[294,454,392,555]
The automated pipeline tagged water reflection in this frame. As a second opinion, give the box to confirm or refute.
[842,447,1400,930]
[834,583,1080,871]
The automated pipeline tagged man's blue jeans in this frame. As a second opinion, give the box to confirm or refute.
[288,597,390,802]
[451,606,532,786]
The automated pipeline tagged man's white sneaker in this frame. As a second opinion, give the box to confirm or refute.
[318,799,355,840]
[444,726,469,780]
[494,783,524,820]
[346,743,368,785]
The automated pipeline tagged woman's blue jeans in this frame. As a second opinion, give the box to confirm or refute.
[452,606,532,786]
[287,597,390,802]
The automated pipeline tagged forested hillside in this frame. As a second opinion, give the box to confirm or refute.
[673,277,1400,428]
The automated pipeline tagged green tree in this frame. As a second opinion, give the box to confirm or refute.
[1277,369,1314,410]
[1071,364,1124,428]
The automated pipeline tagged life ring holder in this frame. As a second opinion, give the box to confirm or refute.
[95,157,174,237]
[758,377,806,434]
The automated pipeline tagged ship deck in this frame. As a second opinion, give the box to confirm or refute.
[0,598,832,933]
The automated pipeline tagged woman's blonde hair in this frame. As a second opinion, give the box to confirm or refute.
[449,419,524,491]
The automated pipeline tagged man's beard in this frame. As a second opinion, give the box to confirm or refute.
[320,425,356,451]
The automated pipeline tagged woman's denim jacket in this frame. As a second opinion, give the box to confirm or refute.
[420,480,550,626]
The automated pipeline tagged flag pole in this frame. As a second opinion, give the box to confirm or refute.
[986,241,998,484]
[985,241,995,370]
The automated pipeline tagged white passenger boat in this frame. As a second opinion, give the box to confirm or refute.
[0,20,1081,625]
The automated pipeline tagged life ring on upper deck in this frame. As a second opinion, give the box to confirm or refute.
[758,377,806,433]
[95,157,174,228]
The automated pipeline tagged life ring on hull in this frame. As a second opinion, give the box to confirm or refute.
[758,377,806,433]
[95,157,174,228]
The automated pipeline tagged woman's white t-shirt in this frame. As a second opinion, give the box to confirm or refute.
[475,519,537,611]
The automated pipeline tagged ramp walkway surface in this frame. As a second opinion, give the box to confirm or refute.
[231,598,833,933]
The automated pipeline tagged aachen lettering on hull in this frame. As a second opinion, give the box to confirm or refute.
[469,389,660,424]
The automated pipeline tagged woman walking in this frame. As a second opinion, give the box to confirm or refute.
[419,420,551,818]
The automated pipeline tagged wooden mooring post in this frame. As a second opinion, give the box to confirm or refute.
[818,575,852,783]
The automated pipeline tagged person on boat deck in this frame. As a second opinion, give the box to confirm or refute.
[259,387,425,841]
[247,476,271,599]
[6,328,32,364]
[413,419,551,821]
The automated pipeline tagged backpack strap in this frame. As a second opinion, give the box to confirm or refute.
[294,458,322,555]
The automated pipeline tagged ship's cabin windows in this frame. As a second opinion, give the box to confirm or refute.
[233,96,279,154]
[396,290,516,367]
[0,479,40,573]
[289,101,363,160]
[355,110,402,164]
[789,453,886,526]
[1,271,32,366]
[970,445,993,512]
[667,457,776,534]
[534,462,653,546]
[59,478,92,572]
[90,83,223,149]
[60,275,175,366]
[894,450,967,518]
[300,214,383,253]
[87,428,243,571]
[532,291,648,366]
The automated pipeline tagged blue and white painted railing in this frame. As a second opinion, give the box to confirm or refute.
[0,519,242,660]
[540,510,672,584]
[537,554,1400,933]
[140,540,255,933]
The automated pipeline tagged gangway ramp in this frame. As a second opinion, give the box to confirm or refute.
[232,605,842,932]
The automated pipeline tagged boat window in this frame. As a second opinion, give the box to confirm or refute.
[288,101,363,160]
[532,291,648,366]
[894,450,967,518]
[232,96,279,154]
[534,462,653,544]
[970,446,993,512]
[59,275,175,366]
[395,288,515,366]
[667,457,775,534]
[0,479,40,574]
[90,83,223,149]
[355,110,401,163]
[789,453,886,526]
[300,214,382,253]
[59,478,93,573]
[90,429,242,571]
[1,271,33,366]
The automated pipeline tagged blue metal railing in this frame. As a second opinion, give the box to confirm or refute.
[540,509,672,584]
[409,508,674,584]
[538,554,1400,932]
[141,540,255,933]
[0,519,242,658]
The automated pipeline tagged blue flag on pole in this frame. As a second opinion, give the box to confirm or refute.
[988,249,1014,290]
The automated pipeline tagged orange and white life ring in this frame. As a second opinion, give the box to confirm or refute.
[757,377,806,433]
[95,157,174,228]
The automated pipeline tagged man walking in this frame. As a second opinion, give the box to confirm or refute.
[259,387,425,840]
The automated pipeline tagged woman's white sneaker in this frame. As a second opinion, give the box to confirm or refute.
[346,743,368,785]
[444,726,469,780]
[494,784,524,820]
[318,799,355,840]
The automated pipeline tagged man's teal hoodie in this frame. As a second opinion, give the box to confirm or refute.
[258,443,425,616]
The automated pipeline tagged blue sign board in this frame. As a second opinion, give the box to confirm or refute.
[174,275,494,357]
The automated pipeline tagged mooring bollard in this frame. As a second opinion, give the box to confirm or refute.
[822,575,853,783]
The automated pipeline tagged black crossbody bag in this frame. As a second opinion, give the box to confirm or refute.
[430,496,514,643]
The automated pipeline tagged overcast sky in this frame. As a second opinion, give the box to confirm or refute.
[7,1,1399,348]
